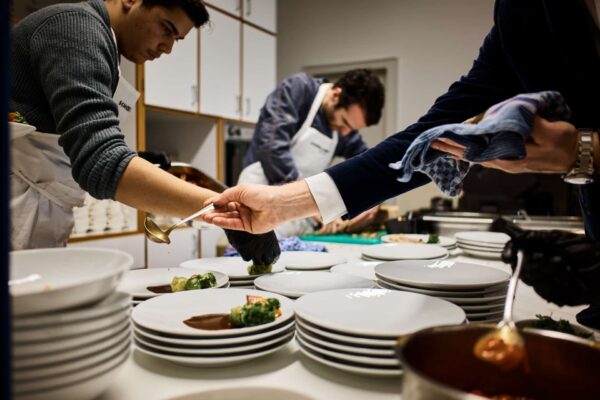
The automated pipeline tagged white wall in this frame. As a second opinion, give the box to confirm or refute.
[277,0,495,213]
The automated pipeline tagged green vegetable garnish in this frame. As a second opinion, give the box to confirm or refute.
[9,111,28,124]
[170,273,217,292]
[229,296,281,327]
[527,314,593,339]
[247,264,273,275]
[426,234,440,244]
[170,276,188,292]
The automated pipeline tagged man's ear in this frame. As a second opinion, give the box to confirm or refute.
[122,0,137,12]
[330,87,342,106]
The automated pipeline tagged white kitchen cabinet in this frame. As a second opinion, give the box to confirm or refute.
[199,10,241,119]
[243,0,276,33]
[242,24,276,123]
[207,0,241,17]
[147,228,200,268]
[145,28,198,113]
[68,234,145,269]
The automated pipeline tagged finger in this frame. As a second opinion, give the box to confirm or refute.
[209,216,245,230]
[437,137,466,149]
[430,141,465,159]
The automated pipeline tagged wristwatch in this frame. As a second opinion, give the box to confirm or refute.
[563,129,595,185]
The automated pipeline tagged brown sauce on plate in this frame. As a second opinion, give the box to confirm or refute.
[183,313,233,330]
[146,284,172,294]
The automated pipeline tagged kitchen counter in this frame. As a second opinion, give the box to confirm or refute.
[99,244,589,400]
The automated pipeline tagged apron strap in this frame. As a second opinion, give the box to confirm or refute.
[291,83,333,147]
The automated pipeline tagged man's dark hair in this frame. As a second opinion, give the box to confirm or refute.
[333,69,384,126]
[142,0,210,28]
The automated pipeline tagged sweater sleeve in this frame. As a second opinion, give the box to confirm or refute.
[29,11,136,199]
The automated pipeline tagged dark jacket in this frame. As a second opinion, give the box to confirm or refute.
[326,0,600,240]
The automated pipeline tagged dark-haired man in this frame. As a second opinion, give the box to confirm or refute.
[238,69,385,236]
[10,0,280,266]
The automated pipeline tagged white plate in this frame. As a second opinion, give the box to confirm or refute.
[460,302,505,311]
[362,243,448,261]
[134,334,292,367]
[466,309,504,319]
[375,278,507,298]
[381,234,456,248]
[135,329,295,356]
[10,248,132,316]
[455,231,510,246]
[12,291,131,329]
[131,288,294,337]
[170,388,316,400]
[277,251,346,270]
[297,318,396,347]
[180,257,285,279]
[438,293,507,305]
[9,121,36,141]
[134,319,295,346]
[296,325,395,357]
[330,261,381,281]
[254,271,374,298]
[13,325,130,369]
[295,289,465,338]
[12,318,131,358]
[459,248,503,259]
[375,260,510,290]
[456,240,505,250]
[117,267,228,299]
[13,346,130,395]
[297,338,402,377]
[228,280,256,285]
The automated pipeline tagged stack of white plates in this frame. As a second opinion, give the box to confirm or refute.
[381,234,457,250]
[455,231,510,259]
[180,257,285,288]
[276,251,346,271]
[374,260,510,323]
[118,267,230,306]
[294,288,466,377]
[131,288,295,367]
[330,261,382,281]
[10,248,133,400]
[254,271,374,298]
[361,243,448,262]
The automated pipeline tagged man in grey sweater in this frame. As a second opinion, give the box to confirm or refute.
[10,0,280,265]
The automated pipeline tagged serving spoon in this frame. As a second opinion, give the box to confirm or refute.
[473,249,526,370]
[144,204,215,244]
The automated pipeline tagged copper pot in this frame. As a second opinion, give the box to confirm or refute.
[396,324,600,399]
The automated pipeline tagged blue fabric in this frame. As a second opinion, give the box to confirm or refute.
[243,72,368,184]
[224,236,327,257]
[388,91,571,197]
[324,0,600,240]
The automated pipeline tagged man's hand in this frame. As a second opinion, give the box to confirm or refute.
[345,205,380,233]
[430,116,578,173]
[224,229,281,266]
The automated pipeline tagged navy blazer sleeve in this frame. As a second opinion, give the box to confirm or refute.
[334,131,369,159]
[326,20,522,217]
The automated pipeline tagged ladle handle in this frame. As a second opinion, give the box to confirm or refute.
[173,204,215,228]
[503,249,524,323]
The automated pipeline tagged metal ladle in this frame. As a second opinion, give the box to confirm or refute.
[473,250,526,370]
[144,204,215,244]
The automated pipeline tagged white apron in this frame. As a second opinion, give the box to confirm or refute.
[10,68,139,250]
[238,83,339,237]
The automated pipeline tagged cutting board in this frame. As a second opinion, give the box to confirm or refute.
[300,231,386,245]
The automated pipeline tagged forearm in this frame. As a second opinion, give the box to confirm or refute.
[115,157,217,218]
[272,180,320,223]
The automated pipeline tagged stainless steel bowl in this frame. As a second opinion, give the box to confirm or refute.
[396,324,600,400]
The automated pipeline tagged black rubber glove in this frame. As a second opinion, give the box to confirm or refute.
[138,151,171,171]
[491,218,600,307]
[224,229,281,266]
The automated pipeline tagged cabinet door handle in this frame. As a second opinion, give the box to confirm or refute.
[245,0,251,16]
[245,98,251,116]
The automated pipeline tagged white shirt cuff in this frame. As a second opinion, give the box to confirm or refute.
[304,172,348,224]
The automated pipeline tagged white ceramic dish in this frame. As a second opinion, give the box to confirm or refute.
[362,243,448,261]
[294,288,465,338]
[375,260,510,290]
[9,121,36,141]
[458,302,506,311]
[375,278,507,299]
[131,288,294,337]
[296,325,395,356]
[330,261,381,281]
[459,248,503,259]
[465,310,504,319]
[456,240,505,250]
[169,387,316,400]
[117,267,228,299]
[297,338,402,377]
[133,319,295,346]
[437,293,507,305]
[381,234,456,249]
[277,251,346,271]
[454,231,510,245]
[134,334,292,367]
[296,318,396,347]
[180,257,284,279]
[10,248,132,316]
[254,271,374,298]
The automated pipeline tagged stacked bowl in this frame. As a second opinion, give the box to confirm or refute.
[294,288,466,377]
[117,267,229,306]
[375,260,510,323]
[455,231,510,259]
[131,288,295,367]
[10,248,133,400]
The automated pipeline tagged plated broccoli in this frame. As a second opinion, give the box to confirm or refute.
[170,273,217,292]
[247,263,273,275]
[526,314,593,339]
[9,112,28,124]
[230,295,281,327]
[426,234,440,244]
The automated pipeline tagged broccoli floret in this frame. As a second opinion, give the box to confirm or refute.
[229,296,281,327]
[247,264,273,275]
[529,314,593,339]
[9,112,28,124]
[170,276,188,292]
[426,234,440,244]
[185,273,217,290]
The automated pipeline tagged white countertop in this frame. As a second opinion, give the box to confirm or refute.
[99,243,588,400]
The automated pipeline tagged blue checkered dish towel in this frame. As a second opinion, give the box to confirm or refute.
[388,91,571,197]
[224,236,327,257]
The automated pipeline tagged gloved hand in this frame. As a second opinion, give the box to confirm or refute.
[224,229,281,266]
[491,218,600,307]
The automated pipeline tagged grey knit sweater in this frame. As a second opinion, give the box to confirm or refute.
[11,0,136,199]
